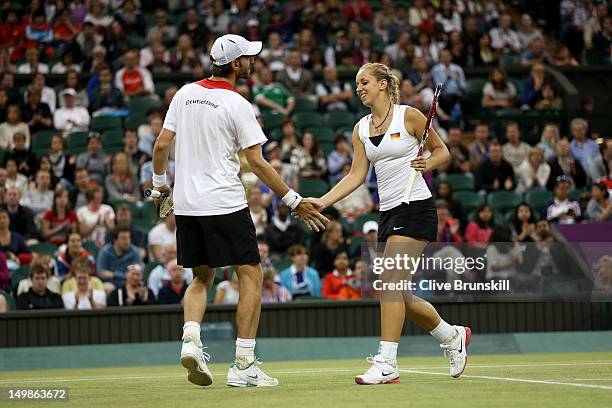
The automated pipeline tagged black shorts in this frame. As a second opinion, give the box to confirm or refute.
[378,197,438,243]
[175,207,261,268]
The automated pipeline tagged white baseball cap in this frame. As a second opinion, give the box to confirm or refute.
[210,34,262,66]
[362,220,378,234]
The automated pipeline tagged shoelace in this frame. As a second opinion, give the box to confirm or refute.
[440,343,459,365]
[364,354,393,375]
[200,346,211,362]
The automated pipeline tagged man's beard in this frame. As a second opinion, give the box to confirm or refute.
[238,61,254,78]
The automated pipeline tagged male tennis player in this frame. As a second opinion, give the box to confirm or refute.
[151,34,328,388]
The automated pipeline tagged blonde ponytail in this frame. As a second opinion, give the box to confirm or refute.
[358,63,401,104]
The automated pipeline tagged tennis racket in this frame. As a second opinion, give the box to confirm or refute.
[144,189,174,218]
[402,83,443,204]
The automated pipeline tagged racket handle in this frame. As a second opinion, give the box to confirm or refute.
[144,189,166,199]
[403,168,418,204]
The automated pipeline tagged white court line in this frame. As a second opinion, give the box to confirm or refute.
[401,369,612,391]
[2,360,612,388]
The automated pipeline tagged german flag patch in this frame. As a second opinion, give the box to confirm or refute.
[390,132,401,140]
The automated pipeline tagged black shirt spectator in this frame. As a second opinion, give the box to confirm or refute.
[21,88,53,134]
[546,138,587,190]
[89,65,125,112]
[265,203,304,258]
[16,287,64,309]
[156,260,187,304]
[4,187,39,240]
[476,143,515,193]
[16,263,63,310]
[313,220,349,278]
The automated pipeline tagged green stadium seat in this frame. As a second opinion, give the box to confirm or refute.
[140,200,159,221]
[0,289,15,311]
[110,199,140,217]
[525,190,553,215]
[293,96,318,113]
[353,212,379,234]
[262,112,285,131]
[28,243,58,257]
[128,98,161,116]
[90,116,122,133]
[144,261,163,282]
[66,131,89,155]
[319,141,334,156]
[453,191,484,213]
[350,235,365,255]
[292,112,323,130]
[10,265,30,295]
[154,82,174,98]
[445,173,475,192]
[132,218,157,233]
[324,112,355,130]
[487,190,522,213]
[273,258,292,272]
[570,189,590,201]
[127,35,145,49]
[102,129,124,147]
[82,241,99,259]
[298,179,329,197]
[466,78,487,115]
[32,130,59,151]
[124,115,148,130]
[304,126,336,143]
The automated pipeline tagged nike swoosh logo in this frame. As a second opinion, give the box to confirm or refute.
[458,340,463,354]
[246,374,259,380]
[393,227,404,231]
[381,371,395,377]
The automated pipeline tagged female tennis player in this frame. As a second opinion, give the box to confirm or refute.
[307,63,471,384]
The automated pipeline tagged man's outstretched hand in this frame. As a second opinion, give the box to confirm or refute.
[292,198,329,232]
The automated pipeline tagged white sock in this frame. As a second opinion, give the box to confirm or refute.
[378,341,398,362]
[235,338,256,369]
[430,320,457,344]
[182,321,202,347]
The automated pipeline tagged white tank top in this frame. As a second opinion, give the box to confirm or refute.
[358,104,432,211]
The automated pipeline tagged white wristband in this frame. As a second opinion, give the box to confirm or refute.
[152,173,167,188]
[282,189,303,210]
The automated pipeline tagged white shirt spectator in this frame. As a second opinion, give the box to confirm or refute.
[62,289,106,310]
[53,105,91,133]
[316,81,352,111]
[51,62,82,74]
[17,63,49,74]
[515,159,551,193]
[148,222,177,254]
[546,198,581,224]
[490,28,522,53]
[21,190,54,217]
[215,280,240,304]
[483,82,517,105]
[0,122,30,150]
[77,204,115,243]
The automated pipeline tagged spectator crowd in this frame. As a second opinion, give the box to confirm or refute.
[1,0,611,312]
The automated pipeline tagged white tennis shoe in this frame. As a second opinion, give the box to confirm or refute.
[355,354,400,385]
[227,360,279,387]
[441,326,472,378]
[180,340,213,386]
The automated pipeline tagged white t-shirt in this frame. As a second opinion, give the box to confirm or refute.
[77,204,115,243]
[62,290,106,309]
[163,78,267,216]
[147,222,177,248]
